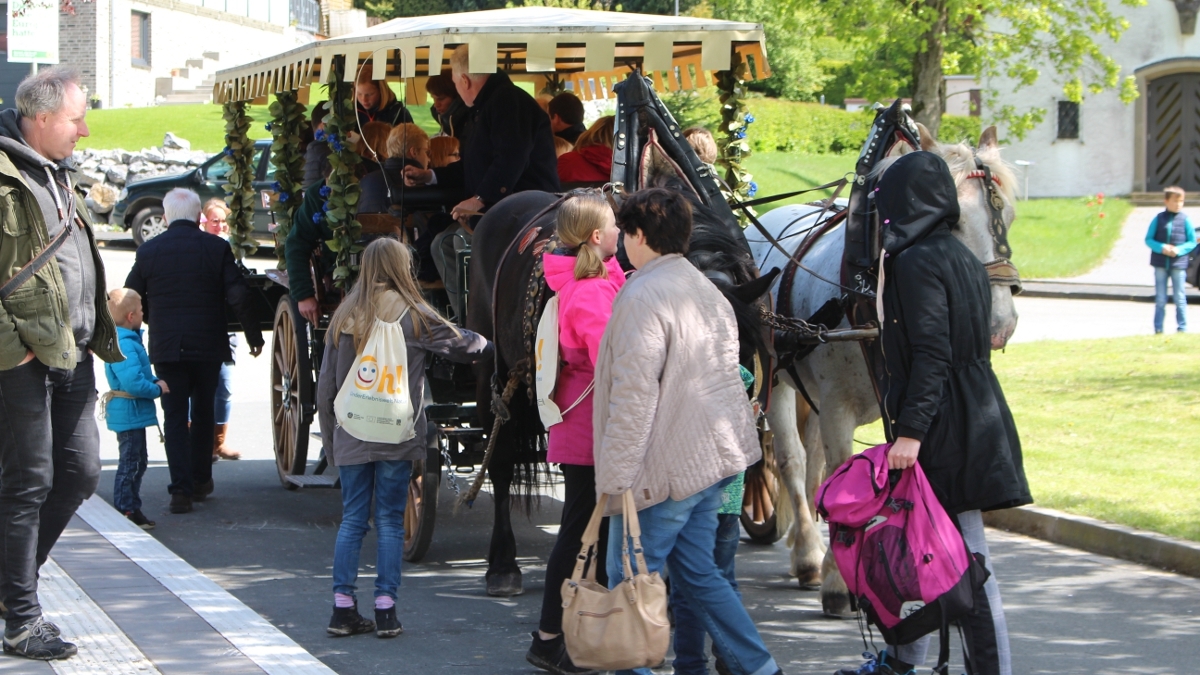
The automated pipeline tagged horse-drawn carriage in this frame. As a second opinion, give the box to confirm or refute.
[211,7,778,567]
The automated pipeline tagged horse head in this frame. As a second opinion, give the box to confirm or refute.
[879,124,1021,350]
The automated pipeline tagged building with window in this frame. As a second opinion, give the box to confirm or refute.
[0,0,323,109]
[986,0,1200,198]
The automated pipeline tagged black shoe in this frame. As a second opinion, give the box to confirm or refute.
[193,480,214,502]
[3,618,76,660]
[169,492,193,514]
[715,656,734,675]
[834,651,913,675]
[126,510,155,530]
[374,607,403,638]
[525,631,597,675]
[327,605,375,637]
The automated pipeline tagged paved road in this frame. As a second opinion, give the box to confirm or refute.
[87,241,1200,675]
[1068,205,1200,286]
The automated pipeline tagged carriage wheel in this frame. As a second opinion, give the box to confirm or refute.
[741,459,783,544]
[403,458,440,562]
[271,296,311,490]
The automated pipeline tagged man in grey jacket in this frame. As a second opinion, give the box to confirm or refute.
[0,67,124,661]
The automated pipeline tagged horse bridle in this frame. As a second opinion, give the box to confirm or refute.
[967,156,1022,295]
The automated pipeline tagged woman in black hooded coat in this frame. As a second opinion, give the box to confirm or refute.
[838,151,1030,675]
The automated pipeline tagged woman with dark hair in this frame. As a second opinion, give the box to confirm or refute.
[426,72,472,143]
[593,189,783,675]
[355,66,413,127]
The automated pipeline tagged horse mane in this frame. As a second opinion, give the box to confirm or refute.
[869,140,1017,203]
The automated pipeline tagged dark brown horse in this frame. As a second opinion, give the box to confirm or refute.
[465,73,778,596]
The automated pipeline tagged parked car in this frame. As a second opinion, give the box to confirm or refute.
[112,139,277,246]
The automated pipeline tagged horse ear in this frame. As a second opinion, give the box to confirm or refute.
[916,123,937,151]
[731,268,780,305]
[979,126,999,153]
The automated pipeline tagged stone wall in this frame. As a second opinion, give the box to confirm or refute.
[73,145,211,188]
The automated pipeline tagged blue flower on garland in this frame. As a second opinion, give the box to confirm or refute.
[272,181,282,193]
[319,185,331,198]
[744,114,755,124]
[314,129,327,142]
[313,212,324,224]
[736,130,747,140]
[223,146,233,157]
[322,201,331,212]
[748,181,759,197]
[330,138,344,153]
[278,192,289,203]
[265,123,273,132]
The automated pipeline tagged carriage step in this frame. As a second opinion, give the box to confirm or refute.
[442,427,484,439]
[284,475,339,488]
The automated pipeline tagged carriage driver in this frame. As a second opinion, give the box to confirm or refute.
[404,44,561,313]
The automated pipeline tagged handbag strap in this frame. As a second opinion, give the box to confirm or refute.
[570,492,610,584]
[621,490,651,578]
[558,379,595,417]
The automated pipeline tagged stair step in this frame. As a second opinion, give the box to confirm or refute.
[1130,191,1200,207]
[284,475,339,488]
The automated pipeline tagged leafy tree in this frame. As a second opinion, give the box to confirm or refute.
[800,0,1142,138]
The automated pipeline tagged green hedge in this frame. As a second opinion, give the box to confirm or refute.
[666,92,986,156]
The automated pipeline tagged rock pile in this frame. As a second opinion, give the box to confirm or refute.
[72,145,212,188]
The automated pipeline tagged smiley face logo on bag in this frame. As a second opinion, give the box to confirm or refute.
[354,356,379,390]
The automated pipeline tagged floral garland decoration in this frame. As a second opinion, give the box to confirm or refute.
[320,56,364,289]
[715,58,758,223]
[222,100,258,258]
[266,92,307,267]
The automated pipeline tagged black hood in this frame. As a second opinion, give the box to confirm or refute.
[877,151,959,256]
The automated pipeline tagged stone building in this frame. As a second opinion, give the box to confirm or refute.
[987,0,1200,198]
[0,0,322,109]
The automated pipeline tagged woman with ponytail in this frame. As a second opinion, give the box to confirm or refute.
[526,192,624,675]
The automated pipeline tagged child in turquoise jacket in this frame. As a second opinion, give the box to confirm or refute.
[103,289,168,529]
[1145,186,1197,333]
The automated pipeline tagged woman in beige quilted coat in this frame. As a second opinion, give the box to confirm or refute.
[592,188,783,675]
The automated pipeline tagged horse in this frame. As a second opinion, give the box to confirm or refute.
[464,74,778,597]
[747,125,1021,617]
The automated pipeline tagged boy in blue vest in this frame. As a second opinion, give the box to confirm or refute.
[103,289,169,529]
[1146,186,1197,333]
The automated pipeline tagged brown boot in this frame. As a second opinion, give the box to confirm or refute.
[213,424,240,460]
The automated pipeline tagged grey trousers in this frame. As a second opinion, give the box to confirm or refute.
[890,510,1011,675]
[431,225,472,318]
[0,357,101,630]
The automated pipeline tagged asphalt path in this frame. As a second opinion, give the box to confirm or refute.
[91,240,1200,674]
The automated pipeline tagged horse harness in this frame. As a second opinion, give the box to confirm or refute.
[967,157,1022,295]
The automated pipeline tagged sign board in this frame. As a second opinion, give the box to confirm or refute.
[8,0,60,65]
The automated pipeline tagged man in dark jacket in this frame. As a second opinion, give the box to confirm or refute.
[837,151,1029,675]
[0,66,124,662]
[405,44,560,220]
[125,188,264,515]
[548,91,586,145]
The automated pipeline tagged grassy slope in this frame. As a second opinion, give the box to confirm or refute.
[77,99,440,154]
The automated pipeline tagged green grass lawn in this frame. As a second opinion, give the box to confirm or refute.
[77,99,440,154]
[741,151,855,211]
[845,334,1200,541]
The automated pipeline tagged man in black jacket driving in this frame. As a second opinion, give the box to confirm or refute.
[125,188,264,514]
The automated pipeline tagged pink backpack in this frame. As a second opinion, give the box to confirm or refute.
[817,444,987,665]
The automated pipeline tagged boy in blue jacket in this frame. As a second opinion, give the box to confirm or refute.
[1146,186,1197,333]
[103,289,169,529]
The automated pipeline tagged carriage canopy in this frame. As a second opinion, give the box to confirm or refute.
[213,7,768,105]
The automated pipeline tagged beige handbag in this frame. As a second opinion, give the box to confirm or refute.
[561,491,670,671]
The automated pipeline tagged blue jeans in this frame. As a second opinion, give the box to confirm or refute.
[215,363,232,425]
[608,483,777,675]
[672,512,742,675]
[113,429,148,514]
[333,460,412,602]
[1154,266,1188,333]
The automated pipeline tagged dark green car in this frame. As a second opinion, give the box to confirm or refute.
[112,139,277,246]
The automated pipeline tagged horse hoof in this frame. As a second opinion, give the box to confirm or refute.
[794,566,821,590]
[821,591,854,619]
[486,571,524,597]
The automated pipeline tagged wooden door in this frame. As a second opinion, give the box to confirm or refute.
[1147,73,1200,192]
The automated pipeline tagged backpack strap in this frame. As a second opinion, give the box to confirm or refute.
[558,379,595,417]
[933,618,951,675]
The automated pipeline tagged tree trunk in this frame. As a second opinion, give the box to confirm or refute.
[910,0,949,138]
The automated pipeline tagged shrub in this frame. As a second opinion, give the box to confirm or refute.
[938,115,983,146]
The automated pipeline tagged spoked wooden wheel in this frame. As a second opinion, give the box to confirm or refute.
[403,458,440,562]
[741,433,783,544]
[271,296,311,490]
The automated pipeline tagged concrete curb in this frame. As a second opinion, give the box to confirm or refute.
[983,505,1200,578]
[1020,280,1200,303]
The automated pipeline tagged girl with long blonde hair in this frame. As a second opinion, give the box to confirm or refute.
[527,191,625,673]
[317,238,491,639]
